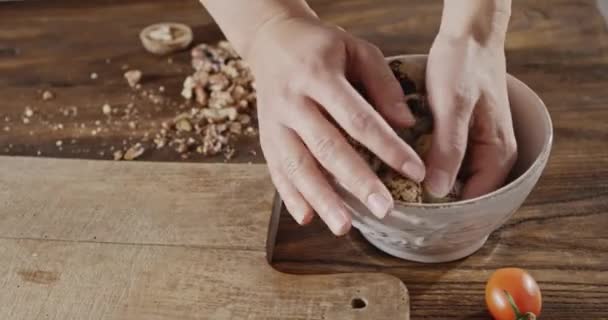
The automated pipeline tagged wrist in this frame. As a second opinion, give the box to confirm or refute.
[244,10,318,61]
[201,0,318,60]
[438,0,511,46]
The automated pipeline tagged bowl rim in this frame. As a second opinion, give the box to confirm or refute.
[384,54,554,210]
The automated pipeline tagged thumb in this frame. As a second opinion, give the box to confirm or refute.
[424,91,474,198]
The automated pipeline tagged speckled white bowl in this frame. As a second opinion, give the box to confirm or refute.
[337,54,553,263]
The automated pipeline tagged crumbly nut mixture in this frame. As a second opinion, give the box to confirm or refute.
[349,58,464,203]
[381,170,423,203]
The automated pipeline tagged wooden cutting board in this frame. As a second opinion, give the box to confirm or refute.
[0,156,409,319]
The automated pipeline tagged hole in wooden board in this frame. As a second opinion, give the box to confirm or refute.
[350,297,367,309]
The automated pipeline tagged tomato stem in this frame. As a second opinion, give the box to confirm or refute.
[503,290,537,320]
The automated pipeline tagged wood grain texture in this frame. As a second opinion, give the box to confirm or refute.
[0,157,409,320]
[0,157,274,248]
[1,0,607,318]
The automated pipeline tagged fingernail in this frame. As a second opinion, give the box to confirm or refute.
[395,101,416,125]
[401,161,426,183]
[327,208,351,236]
[367,192,393,219]
[299,212,314,225]
[293,211,306,225]
[425,168,451,198]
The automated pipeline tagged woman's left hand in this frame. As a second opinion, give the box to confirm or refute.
[424,2,517,199]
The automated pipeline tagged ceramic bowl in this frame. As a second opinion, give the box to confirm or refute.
[337,54,553,263]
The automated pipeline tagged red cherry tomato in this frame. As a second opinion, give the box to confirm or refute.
[485,268,542,320]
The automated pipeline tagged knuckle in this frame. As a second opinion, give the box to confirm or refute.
[349,110,375,133]
[444,133,468,158]
[302,59,328,79]
[311,136,337,162]
[453,83,477,111]
[316,193,338,216]
[283,153,307,180]
[351,174,377,198]
[504,136,518,156]
[368,44,384,58]
[502,136,518,165]
[316,34,344,55]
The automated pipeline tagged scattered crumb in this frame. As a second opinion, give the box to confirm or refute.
[42,90,54,101]
[181,76,195,99]
[6,41,258,164]
[124,70,142,88]
[102,103,112,115]
[113,150,124,160]
[123,143,145,160]
[24,106,34,117]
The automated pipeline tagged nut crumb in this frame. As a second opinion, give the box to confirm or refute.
[123,143,145,160]
[124,70,142,88]
[113,150,124,161]
[102,103,112,115]
[24,106,34,117]
[90,72,98,80]
[42,90,54,101]
[181,76,195,99]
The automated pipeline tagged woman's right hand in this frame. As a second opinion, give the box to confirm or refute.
[247,16,425,235]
